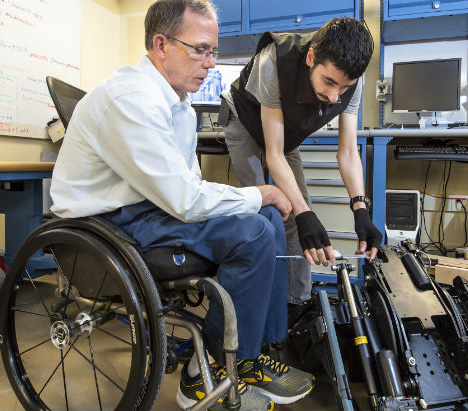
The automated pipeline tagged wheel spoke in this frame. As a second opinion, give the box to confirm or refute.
[69,342,124,392]
[39,337,77,395]
[95,327,131,346]
[60,349,69,411]
[18,337,50,356]
[51,246,83,313]
[87,336,103,411]
[11,307,53,319]
[23,269,51,317]
[90,270,110,314]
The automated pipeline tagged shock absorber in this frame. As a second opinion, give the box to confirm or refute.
[333,263,379,411]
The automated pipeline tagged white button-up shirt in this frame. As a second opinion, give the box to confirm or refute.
[50,56,261,222]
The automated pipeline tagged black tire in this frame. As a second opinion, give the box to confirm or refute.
[0,225,166,411]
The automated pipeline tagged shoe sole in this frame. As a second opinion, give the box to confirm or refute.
[176,386,197,409]
[249,384,314,405]
[177,386,276,411]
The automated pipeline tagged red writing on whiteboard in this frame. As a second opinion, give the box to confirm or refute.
[66,64,80,71]
[30,53,48,62]
[33,12,44,22]
[0,121,29,134]
[6,12,33,27]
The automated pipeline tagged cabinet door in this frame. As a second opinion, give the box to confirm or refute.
[212,0,243,34]
[386,0,468,19]
[249,0,356,33]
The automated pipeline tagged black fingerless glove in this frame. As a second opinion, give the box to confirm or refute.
[353,208,383,250]
[295,211,331,251]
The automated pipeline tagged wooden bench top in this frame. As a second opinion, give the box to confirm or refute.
[0,162,55,172]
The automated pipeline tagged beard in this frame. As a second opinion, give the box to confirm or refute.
[308,65,330,103]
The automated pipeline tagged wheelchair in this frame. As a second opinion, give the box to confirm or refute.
[0,215,241,411]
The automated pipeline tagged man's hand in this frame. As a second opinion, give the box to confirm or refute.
[353,208,383,261]
[295,211,334,266]
[257,185,292,221]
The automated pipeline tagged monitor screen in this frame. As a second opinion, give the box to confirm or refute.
[189,63,245,107]
[392,58,461,112]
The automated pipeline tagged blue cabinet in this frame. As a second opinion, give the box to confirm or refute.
[213,0,360,37]
[249,0,357,33]
[382,0,468,43]
[384,0,468,20]
[213,0,243,34]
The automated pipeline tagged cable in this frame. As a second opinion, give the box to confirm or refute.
[420,161,439,251]
[457,199,468,247]
[419,160,457,255]
[437,161,451,252]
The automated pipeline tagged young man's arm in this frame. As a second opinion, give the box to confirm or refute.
[337,112,382,260]
[261,104,334,266]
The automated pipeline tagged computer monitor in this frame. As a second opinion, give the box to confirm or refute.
[392,58,461,112]
[189,63,244,111]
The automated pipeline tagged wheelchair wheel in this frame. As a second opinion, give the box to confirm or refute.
[0,226,166,411]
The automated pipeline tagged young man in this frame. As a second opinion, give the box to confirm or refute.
[50,0,313,409]
[222,18,383,319]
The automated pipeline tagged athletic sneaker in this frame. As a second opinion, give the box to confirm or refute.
[176,361,274,411]
[237,354,315,405]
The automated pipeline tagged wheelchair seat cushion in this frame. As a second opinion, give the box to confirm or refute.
[143,246,218,281]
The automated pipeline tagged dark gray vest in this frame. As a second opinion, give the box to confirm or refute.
[230,32,357,153]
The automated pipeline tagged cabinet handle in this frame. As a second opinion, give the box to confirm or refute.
[432,1,440,9]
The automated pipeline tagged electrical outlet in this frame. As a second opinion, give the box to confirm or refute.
[455,199,468,212]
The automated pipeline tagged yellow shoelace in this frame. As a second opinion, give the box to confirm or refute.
[258,354,290,375]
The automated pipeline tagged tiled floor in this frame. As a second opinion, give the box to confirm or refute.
[0,276,368,410]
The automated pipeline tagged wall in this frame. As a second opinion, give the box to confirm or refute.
[81,0,122,91]
[362,0,381,128]
[0,0,122,252]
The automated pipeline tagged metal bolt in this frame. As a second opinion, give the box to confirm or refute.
[408,357,416,366]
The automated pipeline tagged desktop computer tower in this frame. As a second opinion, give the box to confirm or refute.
[385,190,420,246]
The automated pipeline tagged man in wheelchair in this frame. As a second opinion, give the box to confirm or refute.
[49,0,314,409]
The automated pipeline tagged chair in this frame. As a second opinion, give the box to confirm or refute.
[0,78,240,411]
[46,76,87,129]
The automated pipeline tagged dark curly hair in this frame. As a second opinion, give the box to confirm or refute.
[311,17,373,80]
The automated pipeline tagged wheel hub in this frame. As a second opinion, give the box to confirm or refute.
[51,321,71,349]
[50,312,94,349]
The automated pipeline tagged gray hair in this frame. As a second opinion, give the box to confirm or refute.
[145,0,218,51]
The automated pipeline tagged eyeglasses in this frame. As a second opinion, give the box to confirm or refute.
[164,35,219,61]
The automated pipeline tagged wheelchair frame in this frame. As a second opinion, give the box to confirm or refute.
[0,216,240,411]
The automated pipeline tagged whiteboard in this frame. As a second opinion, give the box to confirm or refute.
[0,0,81,139]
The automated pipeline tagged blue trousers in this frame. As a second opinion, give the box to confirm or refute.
[101,201,288,359]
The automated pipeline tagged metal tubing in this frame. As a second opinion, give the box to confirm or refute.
[225,352,240,407]
[318,290,354,411]
[165,314,215,395]
[188,378,232,411]
[198,128,468,139]
[335,264,379,410]
[339,265,359,318]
